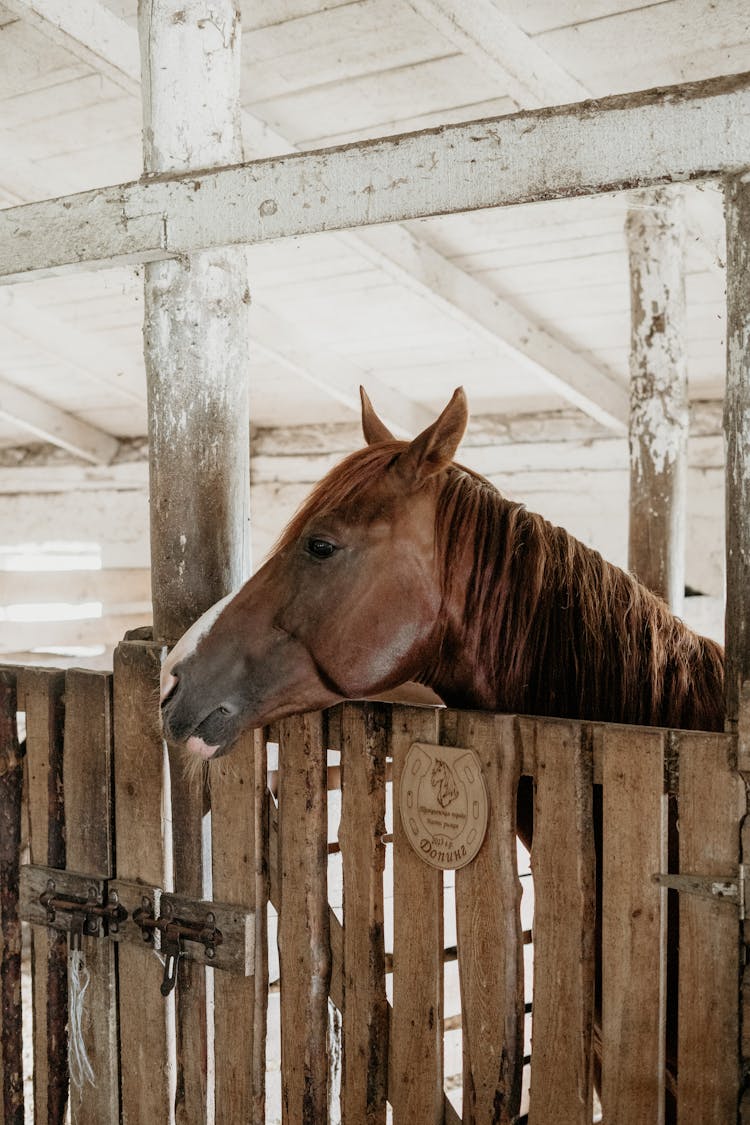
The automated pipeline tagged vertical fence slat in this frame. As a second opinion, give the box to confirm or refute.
[211,728,268,1124]
[20,667,67,1125]
[278,711,331,1124]
[0,669,24,1125]
[167,747,207,1125]
[390,703,443,1125]
[528,720,595,1125]
[602,727,667,1125]
[113,641,173,1123]
[63,670,119,1125]
[339,701,388,1125]
[454,711,524,1125]
[677,732,742,1123]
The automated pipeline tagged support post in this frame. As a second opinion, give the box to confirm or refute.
[138,7,251,1124]
[139,0,251,647]
[723,174,750,1121]
[725,175,750,753]
[626,187,688,611]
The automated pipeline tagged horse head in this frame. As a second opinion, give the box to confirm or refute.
[159,388,468,759]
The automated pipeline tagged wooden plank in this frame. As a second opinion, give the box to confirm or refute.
[338,701,388,1125]
[112,640,173,1123]
[601,727,667,1125]
[453,711,524,1124]
[167,745,207,1125]
[210,728,268,1125]
[626,186,688,611]
[277,712,330,1124]
[19,667,67,1125]
[63,669,119,1124]
[677,732,742,1123]
[0,568,150,607]
[3,73,750,282]
[0,614,150,654]
[0,376,118,465]
[0,668,24,1125]
[528,720,595,1125]
[390,703,442,1125]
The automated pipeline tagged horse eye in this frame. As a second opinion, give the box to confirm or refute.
[306,538,337,560]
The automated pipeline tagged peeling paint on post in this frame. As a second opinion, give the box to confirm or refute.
[724,175,750,753]
[626,186,688,611]
[140,0,251,646]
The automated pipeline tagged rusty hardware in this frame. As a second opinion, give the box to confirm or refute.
[132,900,223,995]
[652,865,746,919]
[39,882,127,944]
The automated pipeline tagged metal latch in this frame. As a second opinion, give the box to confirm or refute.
[20,866,254,995]
[21,866,126,949]
[652,866,746,918]
[130,895,223,996]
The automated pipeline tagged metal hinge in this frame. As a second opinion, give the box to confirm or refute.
[20,865,254,996]
[652,865,746,919]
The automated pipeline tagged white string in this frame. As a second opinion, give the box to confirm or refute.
[68,949,96,1090]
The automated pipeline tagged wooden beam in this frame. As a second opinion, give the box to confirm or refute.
[0,375,119,463]
[626,187,688,611]
[0,0,639,430]
[346,225,628,430]
[0,613,149,653]
[0,289,145,405]
[2,72,749,285]
[1,0,140,96]
[251,304,435,438]
[405,0,587,108]
[0,567,150,607]
[141,0,251,646]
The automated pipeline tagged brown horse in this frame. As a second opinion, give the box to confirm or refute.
[160,386,723,751]
[160,387,724,1117]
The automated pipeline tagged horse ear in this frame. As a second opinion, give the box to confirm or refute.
[398,387,468,483]
[360,386,395,444]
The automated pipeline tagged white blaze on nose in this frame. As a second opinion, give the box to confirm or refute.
[159,590,238,703]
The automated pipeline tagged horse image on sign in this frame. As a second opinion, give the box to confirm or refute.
[399,742,488,870]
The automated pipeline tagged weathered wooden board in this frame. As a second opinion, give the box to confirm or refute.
[626,185,688,611]
[62,669,119,1125]
[601,727,667,1124]
[677,732,742,1124]
[725,174,750,763]
[18,667,67,1125]
[277,712,331,1124]
[2,73,750,282]
[112,641,173,1124]
[390,703,443,1125]
[528,720,595,1125]
[454,710,524,1124]
[0,668,24,1125]
[166,744,207,1125]
[338,702,388,1125]
[210,728,268,1125]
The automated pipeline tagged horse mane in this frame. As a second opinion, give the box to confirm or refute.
[274,443,725,733]
[430,465,725,732]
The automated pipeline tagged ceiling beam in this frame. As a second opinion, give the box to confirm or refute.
[0,289,145,404]
[406,0,587,107]
[251,304,436,438]
[0,375,120,462]
[415,0,722,272]
[5,0,728,431]
[2,75,746,274]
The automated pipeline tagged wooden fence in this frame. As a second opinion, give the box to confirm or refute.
[0,641,744,1124]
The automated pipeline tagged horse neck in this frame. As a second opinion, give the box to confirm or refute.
[423,476,724,731]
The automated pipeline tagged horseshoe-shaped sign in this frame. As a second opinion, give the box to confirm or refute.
[399,742,489,870]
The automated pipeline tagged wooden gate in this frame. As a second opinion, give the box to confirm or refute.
[0,642,744,1124]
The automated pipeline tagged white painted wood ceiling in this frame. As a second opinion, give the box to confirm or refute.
[0,0,744,454]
